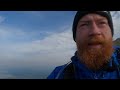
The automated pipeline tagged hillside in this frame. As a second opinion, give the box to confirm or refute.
[114,38,120,46]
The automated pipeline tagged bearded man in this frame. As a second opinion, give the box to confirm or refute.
[47,11,120,79]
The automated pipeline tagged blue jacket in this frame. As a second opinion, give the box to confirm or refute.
[47,46,120,79]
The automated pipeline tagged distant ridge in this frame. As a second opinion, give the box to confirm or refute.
[114,38,120,46]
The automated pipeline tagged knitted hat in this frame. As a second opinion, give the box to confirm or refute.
[72,11,114,41]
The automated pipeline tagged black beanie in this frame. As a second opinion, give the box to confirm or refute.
[72,11,114,41]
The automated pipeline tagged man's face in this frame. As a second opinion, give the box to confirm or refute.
[75,14,114,70]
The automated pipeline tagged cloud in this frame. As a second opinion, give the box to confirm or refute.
[1,26,75,63]
[111,11,120,40]
[0,26,25,39]
[0,25,76,78]
[0,16,5,24]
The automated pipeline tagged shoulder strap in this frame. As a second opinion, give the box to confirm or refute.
[63,63,75,79]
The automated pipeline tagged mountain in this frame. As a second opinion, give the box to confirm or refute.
[114,38,120,46]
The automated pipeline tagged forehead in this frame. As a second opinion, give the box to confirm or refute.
[79,14,108,21]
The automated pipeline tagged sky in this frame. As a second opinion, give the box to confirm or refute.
[0,11,119,79]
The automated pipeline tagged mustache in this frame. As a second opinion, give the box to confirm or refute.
[87,36,105,45]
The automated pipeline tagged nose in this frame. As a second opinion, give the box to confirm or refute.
[89,22,102,36]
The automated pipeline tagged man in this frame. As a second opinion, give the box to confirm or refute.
[47,11,120,79]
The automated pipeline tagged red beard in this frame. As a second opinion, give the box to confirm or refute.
[76,35,114,71]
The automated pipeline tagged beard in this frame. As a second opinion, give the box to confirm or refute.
[76,35,114,71]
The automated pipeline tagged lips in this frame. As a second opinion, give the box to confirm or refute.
[88,43,102,48]
[88,43,101,45]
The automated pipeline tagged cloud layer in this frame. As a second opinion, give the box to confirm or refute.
[0,24,76,78]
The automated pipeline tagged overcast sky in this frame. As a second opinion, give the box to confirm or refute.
[0,11,119,79]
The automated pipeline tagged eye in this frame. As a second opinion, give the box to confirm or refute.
[100,22,106,24]
[99,21,108,25]
[79,22,89,27]
[80,23,88,27]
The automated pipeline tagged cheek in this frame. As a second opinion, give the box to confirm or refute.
[75,31,88,43]
[103,29,112,40]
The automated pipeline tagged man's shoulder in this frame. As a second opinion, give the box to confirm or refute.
[47,64,66,79]
[114,46,120,53]
[54,65,66,72]
[114,46,120,59]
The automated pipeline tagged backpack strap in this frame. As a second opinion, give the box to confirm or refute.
[63,63,75,79]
